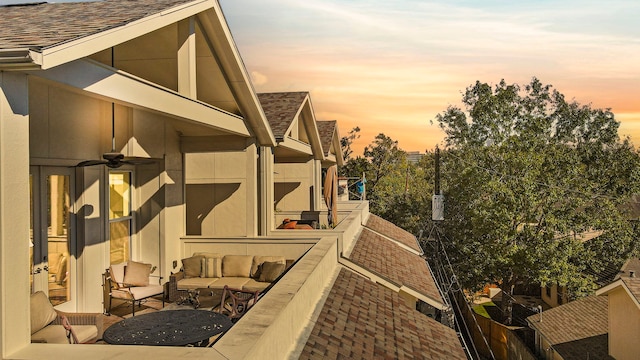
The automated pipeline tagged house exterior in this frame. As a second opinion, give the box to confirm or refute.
[595,259,640,360]
[258,92,325,225]
[0,1,466,359]
[526,295,611,360]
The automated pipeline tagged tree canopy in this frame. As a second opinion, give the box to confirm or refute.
[435,78,640,299]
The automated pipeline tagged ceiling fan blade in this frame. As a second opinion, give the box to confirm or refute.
[76,160,109,167]
[122,157,157,166]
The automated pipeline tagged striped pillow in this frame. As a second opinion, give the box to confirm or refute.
[200,257,221,278]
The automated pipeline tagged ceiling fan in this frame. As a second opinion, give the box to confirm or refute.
[76,103,156,169]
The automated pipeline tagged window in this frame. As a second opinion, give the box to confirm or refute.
[109,172,131,265]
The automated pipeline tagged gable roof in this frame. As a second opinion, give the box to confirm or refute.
[596,260,640,310]
[0,0,276,145]
[526,296,611,360]
[299,268,466,359]
[347,227,444,307]
[258,91,323,158]
[316,120,344,166]
[0,0,193,50]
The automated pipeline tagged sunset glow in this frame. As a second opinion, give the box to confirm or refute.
[220,0,640,154]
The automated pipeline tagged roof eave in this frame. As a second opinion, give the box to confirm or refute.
[0,49,42,70]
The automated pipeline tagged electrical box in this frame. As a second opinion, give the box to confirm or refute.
[432,194,444,221]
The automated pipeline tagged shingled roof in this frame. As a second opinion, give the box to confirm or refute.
[365,213,422,253]
[299,268,466,359]
[316,120,337,157]
[526,296,611,360]
[0,0,194,50]
[348,227,443,305]
[257,92,308,138]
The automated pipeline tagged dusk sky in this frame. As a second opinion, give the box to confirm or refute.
[220,0,640,155]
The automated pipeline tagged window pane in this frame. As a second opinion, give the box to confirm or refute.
[109,172,130,219]
[110,220,130,265]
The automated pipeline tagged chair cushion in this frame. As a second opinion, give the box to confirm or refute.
[222,255,253,277]
[112,284,163,300]
[208,277,250,290]
[201,257,222,278]
[109,263,127,289]
[177,277,218,290]
[30,291,58,334]
[193,252,222,259]
[251,256,286,278]
[31,324,98,344]
[182,255,204,278]
[259,262,286,282]
[123,261,151,286]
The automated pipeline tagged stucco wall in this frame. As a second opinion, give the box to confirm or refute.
[274,159,315,212]
[608,287,640,360]
[184,145,256,237]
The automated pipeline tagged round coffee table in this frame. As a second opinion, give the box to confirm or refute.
[103,309,232,346]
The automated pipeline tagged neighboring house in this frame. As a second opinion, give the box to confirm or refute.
[0,0,465,359]
[596,259,640,360]
[258,92,325,222]
[526,295,611,360]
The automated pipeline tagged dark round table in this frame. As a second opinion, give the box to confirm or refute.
[103,309,233,346]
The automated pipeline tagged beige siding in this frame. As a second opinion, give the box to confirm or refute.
[608,287,640,360]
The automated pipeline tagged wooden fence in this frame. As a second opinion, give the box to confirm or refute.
[456,292,537,360]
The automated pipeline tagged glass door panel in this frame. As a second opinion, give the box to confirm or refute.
[30,167,76,310]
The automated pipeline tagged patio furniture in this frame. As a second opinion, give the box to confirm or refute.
[30,291,103,344]
[103,261,164,316]
[169,253,289,303]
[102,309,232,346]
[218,285,260,320]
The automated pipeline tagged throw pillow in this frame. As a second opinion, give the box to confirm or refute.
[123,261,151,286]
[30,291,58,334]
[283,220,297,229]
[201,257,222,278]
[182,255,204,278]
[259,261,286,282]
[222,255,253,277]
[251,256,286,278]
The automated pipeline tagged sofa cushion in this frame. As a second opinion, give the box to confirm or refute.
[177,277,218,290]
[31,324,98,344]
[109,263,127,289]
[259,262,286,282]
[222,255,253,277]
[242,279,272,292]
[201,257,222,278]
[182,255,204,278]
[30,291,58,334]
[251,256,286,278]
[123,261,151,286]
[208,277,251,290]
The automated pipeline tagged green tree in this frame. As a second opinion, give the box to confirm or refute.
[340,126,361,161]
[435,78,640,313]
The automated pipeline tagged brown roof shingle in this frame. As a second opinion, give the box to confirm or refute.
[0,0,195,50]
[349,228,442,304]
[527,296,612,359]
[257,92,308,138]
[316,120,337,157]
[365,214,422,253]
[300,268,466,359]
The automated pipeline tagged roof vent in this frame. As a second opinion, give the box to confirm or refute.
[630,270,636,278]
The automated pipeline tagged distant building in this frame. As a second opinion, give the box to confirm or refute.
[406,151,424,164]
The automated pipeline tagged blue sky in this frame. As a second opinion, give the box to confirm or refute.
[220,0,640,153]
